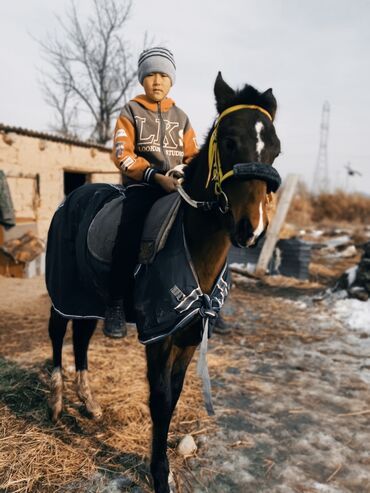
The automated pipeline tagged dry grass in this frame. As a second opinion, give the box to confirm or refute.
[312,190,370,224]
[286,184,370,226]
[285,182,314,226]
[0,407,96,492]
[0,327,215,493]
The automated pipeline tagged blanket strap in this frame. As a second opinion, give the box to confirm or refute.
[197,297,217,416]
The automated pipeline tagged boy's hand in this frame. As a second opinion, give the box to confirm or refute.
[154,174,179,193]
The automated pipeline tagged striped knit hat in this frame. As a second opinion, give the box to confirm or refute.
[138,47,176,85]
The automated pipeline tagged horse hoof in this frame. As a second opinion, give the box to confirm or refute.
[76,370,102,419]
[49,405,62,424]
[85,399,103,420]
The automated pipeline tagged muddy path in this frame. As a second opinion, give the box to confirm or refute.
[0,272,370,493]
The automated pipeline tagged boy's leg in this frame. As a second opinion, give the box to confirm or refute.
[104,185,165,337]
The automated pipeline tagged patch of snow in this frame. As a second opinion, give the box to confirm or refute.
[325,235,351,248]
[333,299,370,332]
[311,230,324,237]
[295,300,308,309]
[229,262,256,274]
[312,482,343,492]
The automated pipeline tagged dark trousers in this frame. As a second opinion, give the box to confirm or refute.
[109,184,166,310]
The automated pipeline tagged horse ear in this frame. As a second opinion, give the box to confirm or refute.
[261,88,277,120]
[214,72,235,113]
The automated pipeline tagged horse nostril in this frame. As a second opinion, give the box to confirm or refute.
[231,217,254,247]
[240,218,254,239]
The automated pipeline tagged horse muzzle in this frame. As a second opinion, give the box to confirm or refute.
[230,216,267,248]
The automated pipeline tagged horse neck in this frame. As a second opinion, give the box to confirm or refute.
[183,150,231,294]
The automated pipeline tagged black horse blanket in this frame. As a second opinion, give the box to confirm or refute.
[46,183,230,344]
[46,183,126,320]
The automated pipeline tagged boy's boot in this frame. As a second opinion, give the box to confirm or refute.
[103,299,127,338]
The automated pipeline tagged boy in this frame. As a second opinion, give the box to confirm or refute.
[105,46,198,338]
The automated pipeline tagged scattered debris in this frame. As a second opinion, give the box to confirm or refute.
[338,245,357,258]
[177,434,197,457]
[0,231,45,277]
[334,241,370,301]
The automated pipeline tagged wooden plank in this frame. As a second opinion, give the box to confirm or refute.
[254,174,299,277]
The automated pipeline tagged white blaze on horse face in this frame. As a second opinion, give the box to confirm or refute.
[255,121,265,161]
[247,201,265,246]
[254,201,265,236]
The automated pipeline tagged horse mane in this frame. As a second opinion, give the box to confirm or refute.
[183,79,277,185]
[225,84,277,118]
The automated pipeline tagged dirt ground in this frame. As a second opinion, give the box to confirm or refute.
[1,234,370,493]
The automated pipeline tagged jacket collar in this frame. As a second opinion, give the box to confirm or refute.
[133,94,175,112]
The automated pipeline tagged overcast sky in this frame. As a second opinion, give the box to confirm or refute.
[1,0,369,194]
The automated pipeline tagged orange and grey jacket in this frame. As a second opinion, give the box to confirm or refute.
[112,95,199,184]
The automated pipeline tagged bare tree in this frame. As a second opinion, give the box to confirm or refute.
[39,0,142,144]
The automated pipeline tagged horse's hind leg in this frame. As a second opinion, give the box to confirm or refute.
[72,319,102,419]
[48,307,68,423]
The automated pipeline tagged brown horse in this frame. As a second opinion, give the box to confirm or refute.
[46,72,281,493]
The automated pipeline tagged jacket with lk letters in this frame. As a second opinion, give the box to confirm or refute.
[112,95,198,184]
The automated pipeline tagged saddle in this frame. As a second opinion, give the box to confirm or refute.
[86,190,181,265]
[139,192,182,264]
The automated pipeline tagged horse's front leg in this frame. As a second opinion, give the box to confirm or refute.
[146,340,197,493]
[146,339,178,493]
[170,345,196,414]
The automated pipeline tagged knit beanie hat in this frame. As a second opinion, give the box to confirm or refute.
[138,47,176,85]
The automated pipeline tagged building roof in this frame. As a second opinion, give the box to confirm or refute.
[0,123,111,152]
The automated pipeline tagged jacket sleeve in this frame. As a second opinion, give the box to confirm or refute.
[112,115,153,182]
[182,123,199,164]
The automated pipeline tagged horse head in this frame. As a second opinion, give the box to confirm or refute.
[210,72,281,247]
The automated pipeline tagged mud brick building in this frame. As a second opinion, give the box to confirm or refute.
[0,124,119,242]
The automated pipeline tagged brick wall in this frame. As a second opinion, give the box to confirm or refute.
[0,132,120,239]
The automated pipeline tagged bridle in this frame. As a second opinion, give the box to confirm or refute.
[177,104,282,213]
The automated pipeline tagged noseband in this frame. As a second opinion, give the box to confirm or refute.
[178,104,282,213]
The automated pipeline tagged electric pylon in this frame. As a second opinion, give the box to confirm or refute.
[312,101,330,193]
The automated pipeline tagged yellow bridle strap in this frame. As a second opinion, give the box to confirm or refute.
[206,104,273,191]
[218,104,272,123]
[219,169,234,185]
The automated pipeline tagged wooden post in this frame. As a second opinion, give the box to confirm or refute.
[254,174,299,277]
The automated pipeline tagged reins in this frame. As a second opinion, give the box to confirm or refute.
[177,103,276,213]
[176,184,224,212]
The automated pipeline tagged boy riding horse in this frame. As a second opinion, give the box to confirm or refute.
[105,47,198,337]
